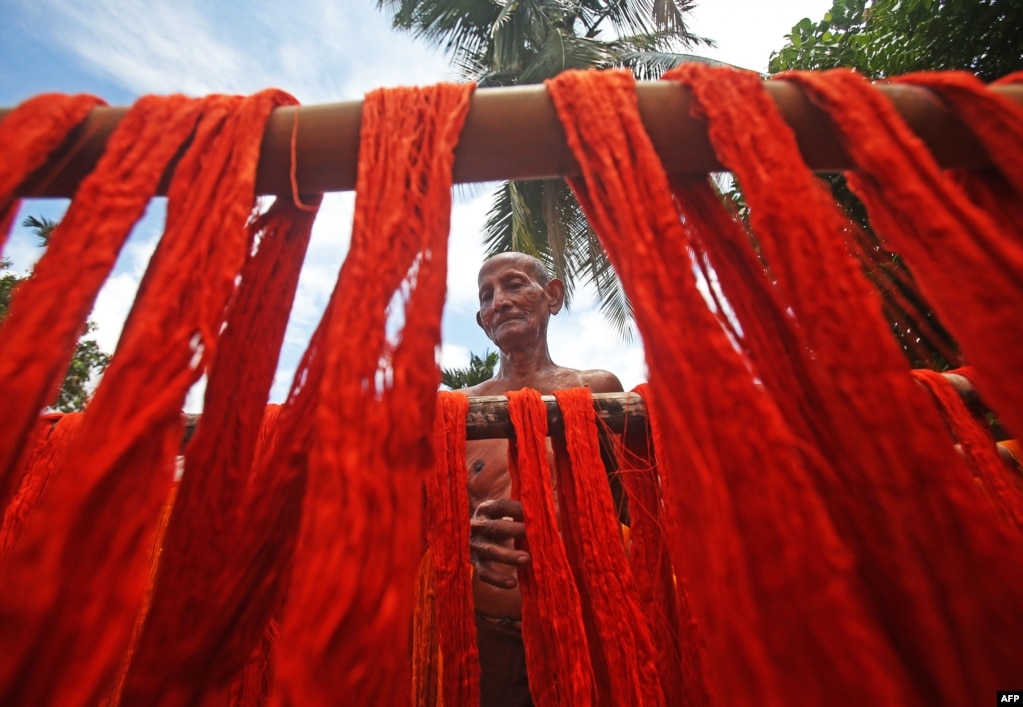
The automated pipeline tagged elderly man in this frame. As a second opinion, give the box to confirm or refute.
[455,251,623,706]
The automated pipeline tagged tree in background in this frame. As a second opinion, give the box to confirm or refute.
[378,0,717,339]
[0,216,111,412]
[442,349,499,389]
[769,0,1022,81]
[765,0,1022,369]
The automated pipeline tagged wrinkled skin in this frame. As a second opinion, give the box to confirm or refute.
[457,252,623,620]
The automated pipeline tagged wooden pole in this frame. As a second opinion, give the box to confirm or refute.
[180,392,648,445]
[6,80,1022,199]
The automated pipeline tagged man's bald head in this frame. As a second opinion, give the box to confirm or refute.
[478,252,550,288]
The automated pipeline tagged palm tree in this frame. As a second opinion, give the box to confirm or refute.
[378,0,714,339]
[442,349,499,389]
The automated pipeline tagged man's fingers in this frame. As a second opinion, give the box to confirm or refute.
[471,535,530,566]
[474,497,524,521]
[471,544,531,589]
[475,564,520,589]
[470,515,526,541]
[469,497,529,588]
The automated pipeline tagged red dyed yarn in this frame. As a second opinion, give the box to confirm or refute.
[505,387,595,706]
[270,82,473,706]
[1,68,1020,707]
[913,368,1023,529]
[425,392,480,707]
[0,95,203,509]
[0,90,295,706]
[892,71,1023,237]
[666,172,827,447]
[668,64,1023,704]
[411,551,442,707]
[0,93,104,250]
[548,67,915,705]
[624,384,711,707]
[209,404,288,707]
[551,387,662,706]
[121,192,320,701]
[0,413,80,561]
[101,483,179,707]
[782,70,1023,443]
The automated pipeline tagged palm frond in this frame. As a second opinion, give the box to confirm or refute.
[483,179,587,307]
[518,29,619,81]
[567,227,636,341]
[483,181,545,258]
[609,27,714,54]
[542,181,569,289]
[377,0,499,66]
[490,0,519,38]
[577,0,700,40]
[618,51,744,79]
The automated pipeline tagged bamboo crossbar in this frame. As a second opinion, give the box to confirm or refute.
[7,81,1022,199]
[179,391,648,445]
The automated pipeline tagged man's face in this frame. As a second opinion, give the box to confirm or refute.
[476,255,558,348]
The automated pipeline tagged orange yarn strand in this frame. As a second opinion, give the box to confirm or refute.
[425,392,481,707]
[506,387,595,706]
[122,194,320,701]
[0,94,202,509]
[552,387,663,706]
[670,64,1023,703]
[548,67,912,706]
[784,70,1023,442]
[624,384,711,707]
[271,82,473,706]
[0,93,104,249]
[0,91,293,706]
[0,413,81,561]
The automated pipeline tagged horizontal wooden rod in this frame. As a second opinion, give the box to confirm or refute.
[7,80,1021,199]
[180,391,648,445]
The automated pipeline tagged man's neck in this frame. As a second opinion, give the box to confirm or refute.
[495,346,559,388]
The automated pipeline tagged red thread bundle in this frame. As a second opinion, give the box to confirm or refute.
[1,67,1021,706]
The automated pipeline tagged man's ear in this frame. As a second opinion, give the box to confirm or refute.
[546,278,566,315]
[476,311,492,340]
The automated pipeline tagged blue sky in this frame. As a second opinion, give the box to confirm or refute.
[0,0,830,410]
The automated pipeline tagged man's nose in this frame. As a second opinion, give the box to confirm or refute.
[491,286,512,309]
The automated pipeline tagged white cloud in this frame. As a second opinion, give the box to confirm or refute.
[92,272,142,352]
[26,0,454,103]
[38,0,248,96]
[445,190,492,313]
[439,341,470,372]
[269,366,296,405]
[282,193,353,335]
[549,289,648,391]
[89,209,164,352]
[183,373,206,414]
[686,0,833,73]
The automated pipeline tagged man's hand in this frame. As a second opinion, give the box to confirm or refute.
[470,498,531,589]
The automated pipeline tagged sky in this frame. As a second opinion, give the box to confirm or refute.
[0,0,832,411]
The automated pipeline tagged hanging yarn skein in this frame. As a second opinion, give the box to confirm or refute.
[0,68,1021,707]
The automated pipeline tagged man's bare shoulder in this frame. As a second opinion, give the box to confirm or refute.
[451,378,503,397]
[447,369,622,397]
[546,366,623,394]
[576,368,624,394]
